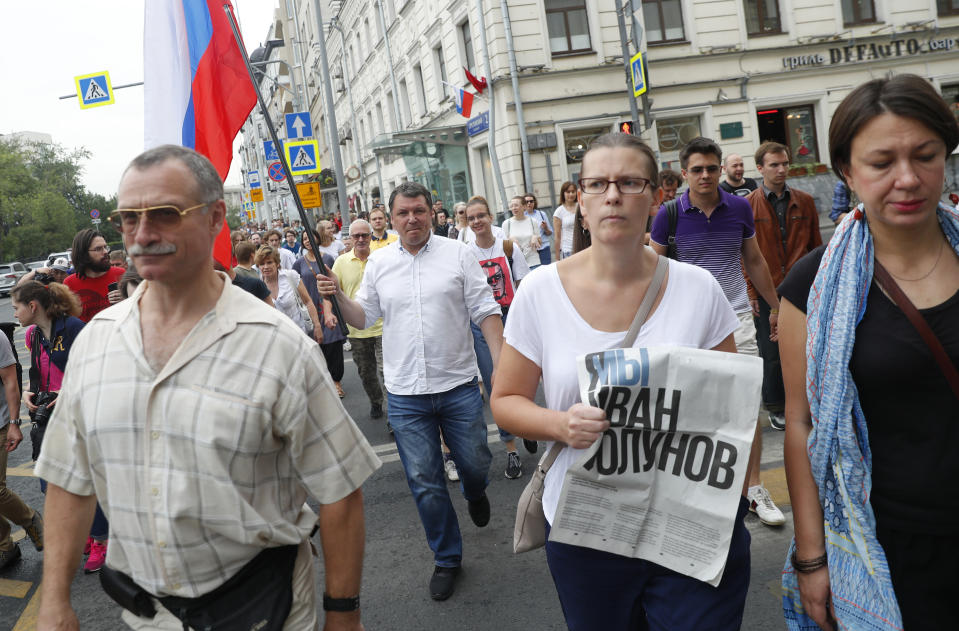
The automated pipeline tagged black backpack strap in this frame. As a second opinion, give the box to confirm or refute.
[665,199,680,260]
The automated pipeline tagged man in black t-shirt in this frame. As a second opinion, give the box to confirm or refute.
[215,261,273,305]
[720,154,758,197]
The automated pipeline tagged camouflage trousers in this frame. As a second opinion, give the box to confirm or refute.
[349,336,384,408]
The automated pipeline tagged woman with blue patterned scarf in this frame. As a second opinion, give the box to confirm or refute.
[779,74,959,630]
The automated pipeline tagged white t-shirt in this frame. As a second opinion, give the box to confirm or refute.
[468,236,531,307]
[457,224,504,245]
[274,269,305,330]
[502,215,540,268]
[318,240,345,261]
[504,259,739,524]
[553,205,577,254]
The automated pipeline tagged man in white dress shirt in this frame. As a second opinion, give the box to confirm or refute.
[321,181,503,602]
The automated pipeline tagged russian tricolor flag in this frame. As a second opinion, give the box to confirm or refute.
[453,86,473,118]
[143,0,256,266]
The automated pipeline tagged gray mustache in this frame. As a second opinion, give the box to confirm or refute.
[128,243,177,256]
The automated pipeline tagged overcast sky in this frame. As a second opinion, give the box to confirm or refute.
[1,1,277,198]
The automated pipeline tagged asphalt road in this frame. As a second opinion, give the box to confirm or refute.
[0,294,795,630]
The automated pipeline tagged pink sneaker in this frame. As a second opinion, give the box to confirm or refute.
[83,536,92,556]
[83,539,107,574]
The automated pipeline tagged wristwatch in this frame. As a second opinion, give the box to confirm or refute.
[10,418,21,427]
[323,593,360,612]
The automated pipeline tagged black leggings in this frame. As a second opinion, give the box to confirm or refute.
[320,339,345,382]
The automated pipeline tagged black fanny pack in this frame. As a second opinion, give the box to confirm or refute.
[100,544,298,631]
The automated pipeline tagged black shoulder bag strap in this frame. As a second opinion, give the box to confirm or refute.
[29,326,44,395]
[665,199,680,260]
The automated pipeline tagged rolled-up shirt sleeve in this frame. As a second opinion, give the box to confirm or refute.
[354,257,383,330]
[461,247,502,326]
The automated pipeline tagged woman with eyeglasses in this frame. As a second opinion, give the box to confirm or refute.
[524,193,553,266]
[449,202,468,241]
[491,132,747,630]
[294,231,348,398]
[553,182,578,260]
[255,245,322,344]
[503,196,542,270]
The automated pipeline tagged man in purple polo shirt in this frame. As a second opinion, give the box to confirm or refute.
[649,136,785,528]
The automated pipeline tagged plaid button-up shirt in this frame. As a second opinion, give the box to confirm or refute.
[36,273,381,597]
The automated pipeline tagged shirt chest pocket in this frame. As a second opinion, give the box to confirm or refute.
[174,385,273,454]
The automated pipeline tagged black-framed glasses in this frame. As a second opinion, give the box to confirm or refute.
[687,165,720,175]
[109,203,210,233]
[578,178,651,195]
[524,199,535,204]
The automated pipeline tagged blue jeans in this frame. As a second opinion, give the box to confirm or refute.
[538,246,552,266]
[470,320,512,442]
[387,379,493,567]
[545,496,751,630]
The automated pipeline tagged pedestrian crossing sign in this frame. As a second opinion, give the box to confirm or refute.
[284,140,321,175]
[74,71,115,109]
[630,52,647,98]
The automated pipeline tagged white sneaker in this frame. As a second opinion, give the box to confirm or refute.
[747,485,785,526]
[444,456,459,482]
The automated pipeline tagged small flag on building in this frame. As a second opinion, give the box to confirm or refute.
[464,67,488,94]
[453,87,474,118]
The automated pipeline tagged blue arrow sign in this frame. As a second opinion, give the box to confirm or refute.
[285,112,312,139]
[247,170,260,188]
[264,140,280,161]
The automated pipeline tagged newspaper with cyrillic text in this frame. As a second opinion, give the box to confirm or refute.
[549,346,761,586]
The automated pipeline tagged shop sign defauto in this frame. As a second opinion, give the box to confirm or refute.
[783,34,957,71]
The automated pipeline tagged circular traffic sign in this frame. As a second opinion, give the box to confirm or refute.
[268,162,286,182]
[90,209,100,219]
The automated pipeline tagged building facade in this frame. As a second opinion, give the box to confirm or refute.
[240,0,959,224]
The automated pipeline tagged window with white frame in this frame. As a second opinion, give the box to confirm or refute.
[399,79,412,125]
[367,111,375,145]
[744,0,782,35]
[643,0,686,44]
[459,21,476,73]
[375,102,385,134]
[545,0,592,55]
[657,115,702,170]
[939,0,959,16]
[842,0,876,25]
[413,64,428,115]
[564,126,612,183]
[434,45,448,99]
[385,92,397,131]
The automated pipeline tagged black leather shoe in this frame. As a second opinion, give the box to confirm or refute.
[467,493,490,527]
[370,404,384,419]
[429,565,460,601]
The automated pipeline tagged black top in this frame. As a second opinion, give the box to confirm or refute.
[719,177,758,197]
[779,245,959,534]
[232,274,270,301]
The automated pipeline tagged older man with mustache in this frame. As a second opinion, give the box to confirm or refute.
[35,145,380,631]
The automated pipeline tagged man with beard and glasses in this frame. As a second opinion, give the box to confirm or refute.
[63,229,126,322]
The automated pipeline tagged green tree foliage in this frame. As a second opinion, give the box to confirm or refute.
[0,139,119,262]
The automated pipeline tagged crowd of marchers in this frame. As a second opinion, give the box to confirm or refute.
[0,73,956,631]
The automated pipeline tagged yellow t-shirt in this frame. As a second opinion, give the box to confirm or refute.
[331,252,383,338]
[369,231,398,251]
